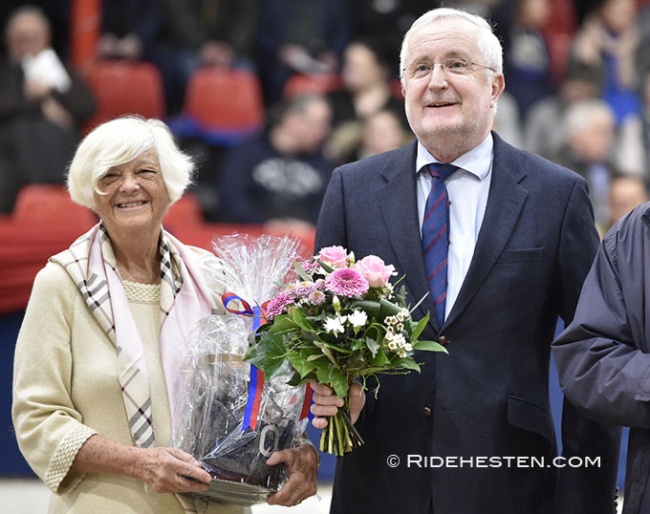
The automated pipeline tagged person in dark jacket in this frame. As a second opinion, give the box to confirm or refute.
[553,201,650,514]
[254,0,350,106]
[216,94,333,231]
[0,4,96,212]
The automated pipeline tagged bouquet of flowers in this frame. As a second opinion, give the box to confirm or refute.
[245,245,447,456]
[172,234,311,505]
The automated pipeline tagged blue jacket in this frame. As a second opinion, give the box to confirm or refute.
[554,201,650,514]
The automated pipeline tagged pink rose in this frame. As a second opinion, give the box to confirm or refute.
[317,246,350,269]
[354,255,397,288]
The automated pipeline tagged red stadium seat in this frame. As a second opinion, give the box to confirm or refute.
[163,192,204,231]
[82,59,166,133]
[175,68,264,145]
[283,73,343,97]
[12,184,97,228]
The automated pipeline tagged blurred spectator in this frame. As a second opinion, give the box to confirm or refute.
[336,108,415,164]
[96,0,162,61]
[491,0,556,123]
[325,39,408,165]
[441,0,503,16]
[0,5,95,213]
[606,173,649,230]
[572,0,591,25]
[492,90,523,148]
[567,0,643,126]
[0,0,70,60]
[255,0,350,106]
[524,63,601,159]
[347,0,432,74]
[640,0,650,58]
[216,94,333,232]
[551,99,618,230]
[149,0,257,115]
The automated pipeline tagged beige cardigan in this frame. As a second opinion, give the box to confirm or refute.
[12,249,249,514]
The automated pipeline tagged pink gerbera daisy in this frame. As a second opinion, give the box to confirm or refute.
[265,292,294,319]
[325,268,369,297]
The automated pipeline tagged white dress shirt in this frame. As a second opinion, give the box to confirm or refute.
[416,134,494,319]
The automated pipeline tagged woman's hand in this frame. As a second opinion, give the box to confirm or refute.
[70,435,211,494]
[266,443,319,506]
[309,381,365,428]
[137,447,212,494]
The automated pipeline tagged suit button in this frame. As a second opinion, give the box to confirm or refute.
[438,336,449,346]
[422,407,432,418]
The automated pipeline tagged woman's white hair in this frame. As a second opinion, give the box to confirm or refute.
[67,116,195,211]
[399,8,503,81]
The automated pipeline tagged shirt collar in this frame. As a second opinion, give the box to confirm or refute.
[415,134,493,180]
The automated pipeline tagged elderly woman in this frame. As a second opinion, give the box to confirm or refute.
[11,116,318,513]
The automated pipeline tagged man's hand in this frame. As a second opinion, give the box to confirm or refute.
[310,381,365,428]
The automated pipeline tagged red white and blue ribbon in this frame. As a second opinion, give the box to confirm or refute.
[222,292,268,429]
[222,292,314,428]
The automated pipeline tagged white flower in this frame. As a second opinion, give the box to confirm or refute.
[347,309,368,328]
[385,331,412,357]
[323,315,346,334]
[396,309,409,322]
[390,332,406,348]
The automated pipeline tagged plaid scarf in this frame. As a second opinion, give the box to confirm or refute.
[50,223,214,449]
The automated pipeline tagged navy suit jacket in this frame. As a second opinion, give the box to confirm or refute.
[315,133,621,514]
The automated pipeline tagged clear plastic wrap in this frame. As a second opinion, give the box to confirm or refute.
[172,234,309,505]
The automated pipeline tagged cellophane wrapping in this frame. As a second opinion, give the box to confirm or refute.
[172,234,309,505]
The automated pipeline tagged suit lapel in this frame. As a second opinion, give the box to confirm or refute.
[444,135,529,329]
[377,143,441,329]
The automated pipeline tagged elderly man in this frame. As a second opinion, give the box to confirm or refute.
[310,7,621,514]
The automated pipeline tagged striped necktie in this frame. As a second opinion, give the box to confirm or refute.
[422,162,458,326]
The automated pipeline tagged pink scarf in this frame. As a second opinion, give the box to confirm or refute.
[51,223,214,448]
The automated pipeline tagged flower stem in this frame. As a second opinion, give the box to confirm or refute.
[319,395,364,456]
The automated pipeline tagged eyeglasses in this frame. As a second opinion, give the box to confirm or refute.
[404,58,496,79]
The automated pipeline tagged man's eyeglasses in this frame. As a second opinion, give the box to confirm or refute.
[404,58,496,79]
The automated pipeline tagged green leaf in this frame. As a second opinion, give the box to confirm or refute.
[365,336,380,358]
[312,341,339,365]
[317,260,335,273]
[287,351,317,378]
[379,298,403,317]
[391,357,421,372]
[348,300,381,319]
[264,314,299,333]
[289,308,314,332]
[313,338,353,354]
[315,364,349,397]
[370,348,390,367]
[244,332,290,377]
[411,312,430,339]
[293,260,313,282]
[412,339,449,353]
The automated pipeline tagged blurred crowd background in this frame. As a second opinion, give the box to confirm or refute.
[1,0,650,238]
